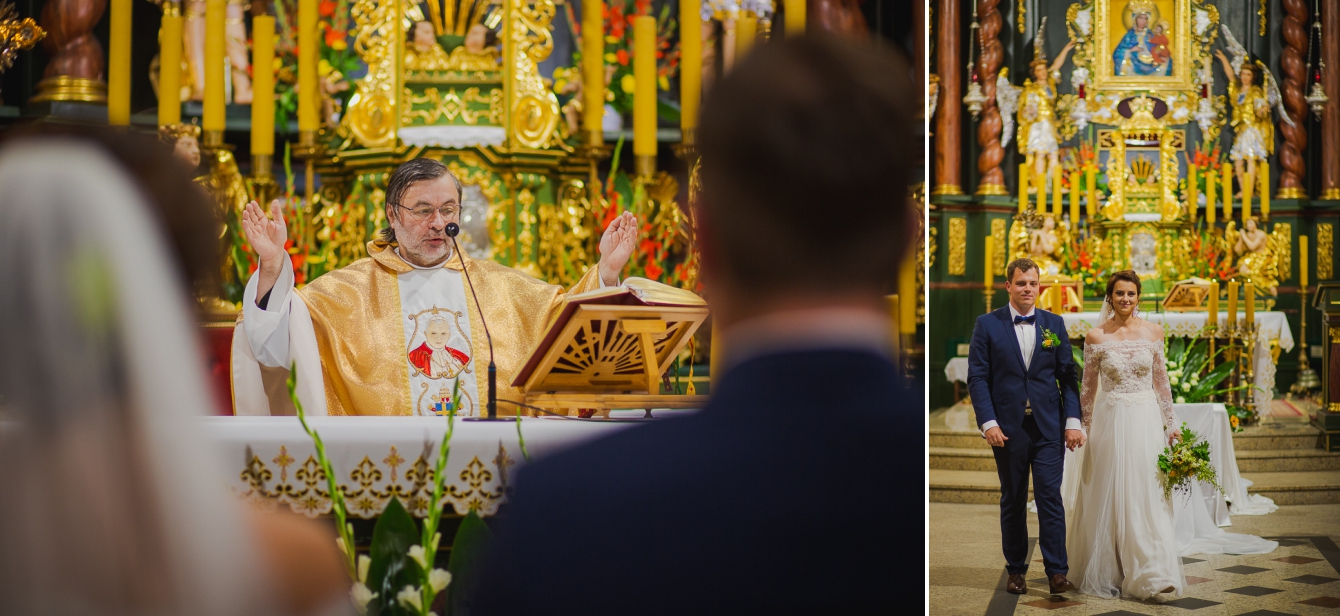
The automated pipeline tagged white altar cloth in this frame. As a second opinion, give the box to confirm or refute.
[207,416,638,518]
[1063,311,1294,408]
[944,357,970,384]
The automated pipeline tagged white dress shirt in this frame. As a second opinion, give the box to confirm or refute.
[980,304,1082,436]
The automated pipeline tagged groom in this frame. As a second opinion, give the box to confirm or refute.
[968,258,1083,595]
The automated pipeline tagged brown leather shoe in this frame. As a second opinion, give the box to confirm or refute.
[1049,574,1077,594]
[1006,573,1026,594]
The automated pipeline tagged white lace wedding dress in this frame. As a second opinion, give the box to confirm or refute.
[1066,339,1185,599]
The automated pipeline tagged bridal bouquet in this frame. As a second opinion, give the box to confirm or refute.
[1157,423,1222,500]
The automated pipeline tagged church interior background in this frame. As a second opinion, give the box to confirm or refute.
[0,0,920,411]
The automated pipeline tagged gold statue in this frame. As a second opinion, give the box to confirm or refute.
[1216,26,1292,199]
[158,122,201,170]
[1009,211,1068,277]
[997,17,1076,184]
[405,20,455,70]
[405,20,499,72]
[161,122,248,290]
[1226,217,1287,295]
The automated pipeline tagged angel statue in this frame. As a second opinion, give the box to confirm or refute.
[1217,25,1293,199]
[998,18,1076,188]
[1225,217,1286,295]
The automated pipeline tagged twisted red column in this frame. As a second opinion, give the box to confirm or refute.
[933,0,962,195]
[1278,0,1309,198]
[974,0,1005,194]
[1324,0,1340,199]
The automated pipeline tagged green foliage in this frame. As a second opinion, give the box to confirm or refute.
[367,498,424,616]
[446,510,494,616]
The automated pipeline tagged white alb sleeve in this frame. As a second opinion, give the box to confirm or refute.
[241,257,295,368]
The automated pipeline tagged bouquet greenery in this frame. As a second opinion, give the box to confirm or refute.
[1163,337,1256,431]
[1157,423,1222,500]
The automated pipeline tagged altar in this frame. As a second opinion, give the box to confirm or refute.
[1063,311,1293,408]
[209,415,650,518]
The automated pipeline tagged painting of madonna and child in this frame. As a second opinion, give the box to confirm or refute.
[1111,0,1175,77]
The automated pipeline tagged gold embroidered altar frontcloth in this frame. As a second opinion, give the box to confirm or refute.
[216,416,635,518]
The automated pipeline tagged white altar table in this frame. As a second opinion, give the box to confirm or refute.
[207,416,640,518]
[1063,311,1294,409]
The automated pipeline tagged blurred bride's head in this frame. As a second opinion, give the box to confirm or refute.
[1105,270,1143,318]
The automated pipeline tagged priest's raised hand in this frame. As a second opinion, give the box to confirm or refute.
[597,211,638,286]
[240,198,288,303]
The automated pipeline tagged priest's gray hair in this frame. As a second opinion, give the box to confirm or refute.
[381,157,464,243]
[0,139,279,615]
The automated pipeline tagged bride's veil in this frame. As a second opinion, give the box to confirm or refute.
[0,141,276,615]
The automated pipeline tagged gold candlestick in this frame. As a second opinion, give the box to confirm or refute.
[983,286,995,315]
[1293,282,1321,395]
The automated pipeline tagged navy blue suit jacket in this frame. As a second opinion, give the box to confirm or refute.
[474,349,921,615]
[967,307,1081,442]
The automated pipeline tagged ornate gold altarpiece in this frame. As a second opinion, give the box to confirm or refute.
[308,0,607,286]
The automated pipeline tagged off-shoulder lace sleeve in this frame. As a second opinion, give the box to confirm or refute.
[1150,343,1176,432]
[1080,344,1100,433]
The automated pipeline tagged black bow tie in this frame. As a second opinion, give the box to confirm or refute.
[1013,314,1036,325]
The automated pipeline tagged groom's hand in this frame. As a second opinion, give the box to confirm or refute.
[984,427,1008,447]
[1065,429,1086,451]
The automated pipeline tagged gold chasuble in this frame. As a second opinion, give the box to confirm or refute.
[296,240,601,415]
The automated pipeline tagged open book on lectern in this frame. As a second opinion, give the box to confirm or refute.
[512,277,709,405]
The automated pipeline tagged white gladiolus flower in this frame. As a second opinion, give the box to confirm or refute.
[1177,396,1186,403]
[429,568,453,593]
[336,537,349,559]
[408,545,429,569]
[432,532,442,550]
[397,585,423,611]
[1170,376,1179,385]
[358,555,371,583]
[350,583,377,612]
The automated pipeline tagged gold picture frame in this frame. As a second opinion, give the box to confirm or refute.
[1091,0,1194,93]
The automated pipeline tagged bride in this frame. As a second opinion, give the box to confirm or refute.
[1067,270,1185,599]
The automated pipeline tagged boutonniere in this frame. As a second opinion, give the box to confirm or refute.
[1041,329,1060,349]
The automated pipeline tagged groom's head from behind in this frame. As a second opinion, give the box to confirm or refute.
[1006,258,1040,314]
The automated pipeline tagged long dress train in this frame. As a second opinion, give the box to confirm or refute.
[1066,339,1184,599]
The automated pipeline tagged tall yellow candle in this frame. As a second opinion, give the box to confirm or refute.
[984,236,995,287]
[1245,282,1255,325]
[1188,164,1198,222]
[158,14,183,125]
[633,15,657,158]
[582,0,604,143]
[1208,280,1219,329]
[1206,166,1216,224]
[736,16,757,59]
[1069,171,1080,223]
[898,252,917,334]
[1018,163,1030,213]
[1226,281,1238,326]
[108,0,132,125]
[1242,166,1254,224]
[1260,160,1270,219]
[679,0,700,134]
[784,0,805,35]
[203,0,226,131]
[251,16,275,156]
[1301,235,1309,287]
[1035,168,1047,214]
[297,0,318,131]
[1222,163,1232,221]
[1051,165,1062,216]
[1086,166,1097,218]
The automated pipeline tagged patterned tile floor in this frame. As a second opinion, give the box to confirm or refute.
[930,503,1340,616]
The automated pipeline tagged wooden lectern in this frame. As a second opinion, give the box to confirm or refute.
[513,278,710,416]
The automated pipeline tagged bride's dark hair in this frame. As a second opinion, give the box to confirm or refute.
[1104,270,1143,301]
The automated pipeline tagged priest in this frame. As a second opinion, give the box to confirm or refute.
[231,158,638,416]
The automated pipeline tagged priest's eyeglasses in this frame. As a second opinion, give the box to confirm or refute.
[395,202,459,221]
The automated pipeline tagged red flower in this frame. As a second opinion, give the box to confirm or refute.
[318,0,335,17]
[325,28,345,47]
[644,259,663,280]
[616,49,629,65]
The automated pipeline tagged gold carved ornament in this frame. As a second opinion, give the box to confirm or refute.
[948,217,966,276]
[341,0,401,148]
[447,153,509,260]
[1319,223,1334,280]
[928,227,938,268]
[505,0,560,149]
[403,86,501,125]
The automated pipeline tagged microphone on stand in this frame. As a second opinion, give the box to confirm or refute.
[446,222,498,420]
